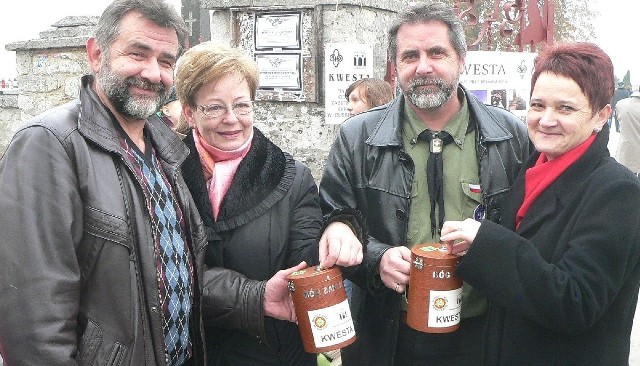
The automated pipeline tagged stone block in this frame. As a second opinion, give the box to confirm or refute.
[30,51,88,75]
[18,75,63,93]
[39,26,96,40]
[51,16,100,28]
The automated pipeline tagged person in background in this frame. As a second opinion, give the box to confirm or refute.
[442,42,640,366]
[610,81,631,132]
[175,41,366,366]
[345,78,394,116]
[319,3,530,365]
[0,0,209,364]
[158,85,182,128]
[615,85,640,176]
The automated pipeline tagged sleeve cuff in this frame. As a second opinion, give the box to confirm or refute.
[321,207,369,252]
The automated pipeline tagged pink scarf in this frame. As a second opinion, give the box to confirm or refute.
[192,129,253,220]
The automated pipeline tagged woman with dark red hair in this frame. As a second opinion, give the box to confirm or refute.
[440,42,640,365]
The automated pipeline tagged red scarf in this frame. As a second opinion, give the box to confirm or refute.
[516,134,596,228]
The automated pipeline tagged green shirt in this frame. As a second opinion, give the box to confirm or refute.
[401,90,488,318]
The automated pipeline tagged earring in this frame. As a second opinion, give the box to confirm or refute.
[593,126,601,134]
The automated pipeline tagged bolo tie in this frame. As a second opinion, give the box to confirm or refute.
[417,130,454,237]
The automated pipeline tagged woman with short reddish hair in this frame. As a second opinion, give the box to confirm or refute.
[440,42,640,365]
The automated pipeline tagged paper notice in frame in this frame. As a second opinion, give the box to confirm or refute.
[255,12,301,50]
[256,53,302,90]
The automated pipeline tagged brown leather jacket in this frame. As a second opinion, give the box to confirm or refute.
[0,75,207,365]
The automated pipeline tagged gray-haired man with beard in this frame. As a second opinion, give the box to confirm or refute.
[0,0,207,364]
[319,3,531,365]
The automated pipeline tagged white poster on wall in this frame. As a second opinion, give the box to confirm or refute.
[460,51,537,122]
[324,43,374,125]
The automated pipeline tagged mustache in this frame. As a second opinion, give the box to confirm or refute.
[126,77,165,94]
[409,77,445,89]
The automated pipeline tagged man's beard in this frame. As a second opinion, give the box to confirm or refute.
[97,61,169,119]
[404,76,457,109]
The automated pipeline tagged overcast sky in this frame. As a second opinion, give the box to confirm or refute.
[0,0,181,80]
[0,0,637,85]
[592,0,637,84]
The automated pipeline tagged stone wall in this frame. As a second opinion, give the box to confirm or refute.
[0,93,20,153]
[0,2,407,181]
[205,0,407,180]
[1,16,96,156]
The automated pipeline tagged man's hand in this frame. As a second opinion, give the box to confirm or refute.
[264,261,308,322]
[379,246,411,293]
[319,222,364,269]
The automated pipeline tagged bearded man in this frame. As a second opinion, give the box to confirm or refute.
[319,3,532,366]
[0,1,208,364]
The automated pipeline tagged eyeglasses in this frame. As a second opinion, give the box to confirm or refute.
[197,101,253,118]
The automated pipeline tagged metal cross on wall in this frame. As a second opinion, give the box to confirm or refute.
[182,0,202,48]
[184,11,197,37]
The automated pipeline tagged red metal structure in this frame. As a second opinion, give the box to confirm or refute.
[385,0,554,86]
[454,0,555,51]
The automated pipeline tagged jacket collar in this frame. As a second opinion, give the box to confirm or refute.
[77,75,189,167]
[366,85,515,147]
[182,127,294,231]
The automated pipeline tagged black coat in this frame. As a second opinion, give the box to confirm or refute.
[459,126,640,365]
[181,128,321,366]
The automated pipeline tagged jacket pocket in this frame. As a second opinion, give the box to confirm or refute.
[77,319,103,365]
[80,205,132,286]
[460,179,483,204]
[83,205,131,247]
[77,318,129,366]
[107,342,127,366]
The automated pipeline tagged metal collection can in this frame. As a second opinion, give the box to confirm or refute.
[287,265,356,353]
[406,243,463,333]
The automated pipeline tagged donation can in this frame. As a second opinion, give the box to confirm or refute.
[406,244,463,333]
[287,265,356,353]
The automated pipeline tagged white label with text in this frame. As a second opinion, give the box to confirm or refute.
[307,299,355,347]
[427,287,463,328]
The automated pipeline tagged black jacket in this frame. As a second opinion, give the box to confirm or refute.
[319,89,531,366]
[460,125,640,365]
[0,75,207,365]
[181,128,320,366]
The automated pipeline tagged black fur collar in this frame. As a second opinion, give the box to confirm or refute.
[181,128,293,231]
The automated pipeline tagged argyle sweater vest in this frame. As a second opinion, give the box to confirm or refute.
[119,135,194,366]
